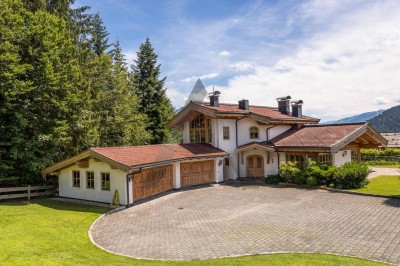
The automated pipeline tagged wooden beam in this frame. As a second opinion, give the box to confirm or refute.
[76,159,89,168]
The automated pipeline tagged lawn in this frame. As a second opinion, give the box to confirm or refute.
[0,198,388,266]
[368,164,400,168]
[351,175,400,197]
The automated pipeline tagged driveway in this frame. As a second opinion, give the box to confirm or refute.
[90,185,400,264]
[368,167,400,179]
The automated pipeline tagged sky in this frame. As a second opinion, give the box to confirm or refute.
[75,0,400,121]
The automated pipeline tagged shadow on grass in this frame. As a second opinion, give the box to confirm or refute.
[0,197,107,214]
[384,198,400,208]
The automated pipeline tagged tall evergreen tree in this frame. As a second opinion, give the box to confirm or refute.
[131,38,174,144]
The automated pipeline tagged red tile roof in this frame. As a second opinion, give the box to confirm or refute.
[195,102,318,121]
[271,123,366,148]
[91,143,227,168]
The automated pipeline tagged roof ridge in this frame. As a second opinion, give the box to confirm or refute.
[305,122,366,127]
[91,144,179,150]
[195,102,277,109]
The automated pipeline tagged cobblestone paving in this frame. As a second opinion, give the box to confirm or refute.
[90,185,400,264]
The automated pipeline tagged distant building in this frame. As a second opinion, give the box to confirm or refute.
[381,133,400,149]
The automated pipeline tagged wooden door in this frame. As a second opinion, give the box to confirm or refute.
[247,155,264,177]
[180,160,215,187]
[133,165,173,201]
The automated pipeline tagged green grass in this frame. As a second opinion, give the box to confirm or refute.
[351,175,400,197]
[0,198,388,266]
[368,164,400,168]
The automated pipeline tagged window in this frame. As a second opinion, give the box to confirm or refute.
[189,114,212,143]
[250,127,259,139]
[101,173,110,191]
[72,171,80,187]
[86,171,94,189]
[351,150,359,162]
[224,158,230,166]
[318,153,332,165]
[223,127,230,140]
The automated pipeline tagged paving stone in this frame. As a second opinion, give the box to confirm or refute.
[90,184,400,264]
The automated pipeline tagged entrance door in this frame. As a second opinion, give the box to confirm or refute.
[247,155,264,177]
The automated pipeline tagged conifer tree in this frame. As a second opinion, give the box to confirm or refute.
[131,38,174,144]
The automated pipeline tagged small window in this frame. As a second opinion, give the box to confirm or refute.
[72,171,80,187]
[250,127,259,139]
[101,173,110,191]
[223,127,230,140]
[86,171,94,189]
[318,153,332,165]
[351,150,359,162]
[224,158,230,166]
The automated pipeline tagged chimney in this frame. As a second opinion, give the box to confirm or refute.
[238,99,249,110]
[291,100,303,118]
[276,96,291,115]
[208,90,221,107]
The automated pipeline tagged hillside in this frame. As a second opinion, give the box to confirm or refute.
[368,105,400,132]
[323,109,384,124]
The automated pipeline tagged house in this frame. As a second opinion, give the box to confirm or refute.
[42,93,387,205]
[380,133,400,149]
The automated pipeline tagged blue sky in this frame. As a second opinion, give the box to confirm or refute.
[76,0,400,121]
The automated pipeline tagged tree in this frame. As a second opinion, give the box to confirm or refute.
[0,0,80,181]
[131,38,174,144]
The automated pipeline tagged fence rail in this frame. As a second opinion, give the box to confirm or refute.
[0,185,57,200]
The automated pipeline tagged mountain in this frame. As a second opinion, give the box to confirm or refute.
[368,105,400,132]
[323,109,385,124]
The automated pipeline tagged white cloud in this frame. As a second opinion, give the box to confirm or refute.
[213,1,400,121]
[181,72,219,83]
[230,61,255,72]
[124,51,137,64]
[218,50,231,57]
[373,97,389,105]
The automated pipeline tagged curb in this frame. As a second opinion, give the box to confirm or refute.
[319,186,400,199]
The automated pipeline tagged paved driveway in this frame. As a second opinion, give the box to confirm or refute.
[90,185,400,264]
[369,167,400,179]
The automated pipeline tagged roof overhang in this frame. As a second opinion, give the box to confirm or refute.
[41,150,130,176]
[236,142,276,153]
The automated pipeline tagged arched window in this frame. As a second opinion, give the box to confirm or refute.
[189,114,212,143]
[250,127,259,139]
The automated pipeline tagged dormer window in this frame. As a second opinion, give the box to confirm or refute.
[250,127,259,139]
[190,114,212,143]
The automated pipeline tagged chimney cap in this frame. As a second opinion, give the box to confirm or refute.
[208,90,221,97]
[291,100,303,105]
[276,95,291,101]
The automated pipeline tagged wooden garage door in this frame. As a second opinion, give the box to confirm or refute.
[180,160,214,187]
[133,165,173,200]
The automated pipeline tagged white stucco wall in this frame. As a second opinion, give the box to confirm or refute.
[58,159,128,205]
[334,150,352,166]
[237,119,291,146]
[238,150,285,177]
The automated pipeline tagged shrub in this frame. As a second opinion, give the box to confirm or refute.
[279,161,301,183]
[333,162,370,189]
[306,176,318,186]
[361,148,400,164]
[293,174,307,185]
[265,174,282,184]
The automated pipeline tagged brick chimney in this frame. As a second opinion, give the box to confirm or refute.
[291,100,303,118]
[276,96,291,115]
[238,99,249,110]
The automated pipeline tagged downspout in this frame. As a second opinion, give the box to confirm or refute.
[236,116,247,178]
[126,168,142,206]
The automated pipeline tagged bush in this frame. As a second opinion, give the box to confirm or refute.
[333,162,370,189]
[361,148,400,164]
[306,176,318,186]
[279,161,301,183]
[265,174,282,184]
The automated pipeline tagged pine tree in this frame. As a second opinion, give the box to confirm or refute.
[131,38,174,144]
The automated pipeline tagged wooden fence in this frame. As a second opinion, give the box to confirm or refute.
[0,185,57,200]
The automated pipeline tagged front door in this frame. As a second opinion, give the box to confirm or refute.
[247,155,264,177]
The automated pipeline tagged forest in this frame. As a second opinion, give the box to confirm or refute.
[368,105,400,133]
[0,0,179,185]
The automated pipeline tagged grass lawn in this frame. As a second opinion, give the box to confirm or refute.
[0,198,388,266]
[368,165,400,168]
[351,175,400,197]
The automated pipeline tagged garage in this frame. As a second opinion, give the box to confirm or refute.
[180,160,215,187]
[132,165,173,200]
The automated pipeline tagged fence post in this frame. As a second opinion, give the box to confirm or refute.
[28,185,31,201]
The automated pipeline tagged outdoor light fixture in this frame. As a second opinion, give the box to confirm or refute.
[342,151,347,157]
[219,160,223,166]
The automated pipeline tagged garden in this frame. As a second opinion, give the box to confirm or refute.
[361,148,400,168]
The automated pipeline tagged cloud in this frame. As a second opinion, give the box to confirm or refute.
[373,97,389,105]
[230,61,255,72]
[218,50,231,57]
[181,72,219,83]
